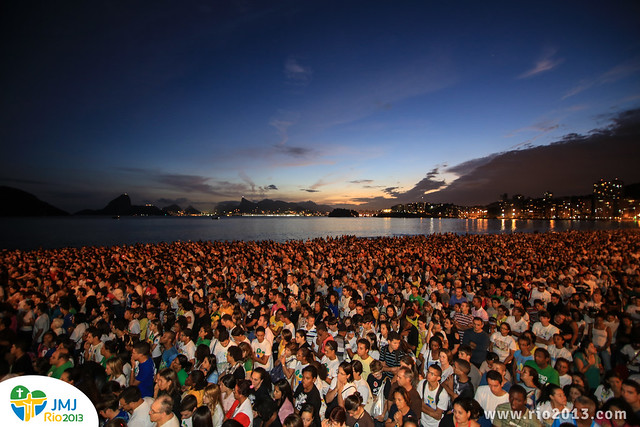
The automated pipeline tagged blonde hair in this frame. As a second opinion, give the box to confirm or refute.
[106,357,124,378]
[203,383,222,413]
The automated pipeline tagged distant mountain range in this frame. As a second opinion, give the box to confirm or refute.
[75,194,165,216]
[0,186,69,216]
[0,186,332,217]
[216,197,333,214]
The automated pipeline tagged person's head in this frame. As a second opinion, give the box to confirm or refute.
[337,361,354,383]
[454,359,471,378]
[191,406,214,427]
[300,403,316,427]
[393,387,411,410]
[234,379,252,401]
[604,371,623,392]
[563,383,584,405]
[508,384,528,412]
[180,394,198,421]
[571,373,588,390]
[105,357,124,378]
[534,347,551,368]
[118,386,142,413]
[96,394,121,419]
[602,397,640,427]
[344,391,364,414]
[573,396,597,422]
[283,413,304,427]
[131,341,150,362]
[452,397,483,424]
[251,367,270,391]
[486,370,504,395]
[356,338,370,358]
[426,364,442,385]
[149,395,173,424]
[622,379,640,408]
[273,378,293,404]
[327,406,347,426]
[521,365,541,388]
[553,334,564,348]
[539,311,551,326]
[227,345,243,364]
[301,365,318,391]
[554,358,570,376]
[156,368,180,395]
[388,330,402,351]
[472,317,484,332]
[546,384,567,407]
[202,383,221,410]
[219,374,237,395]
[397,366,415,390]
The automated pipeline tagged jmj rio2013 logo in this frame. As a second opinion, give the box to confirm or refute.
[4,376,98,424]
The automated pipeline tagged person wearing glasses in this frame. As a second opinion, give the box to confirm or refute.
[149,395,179,427]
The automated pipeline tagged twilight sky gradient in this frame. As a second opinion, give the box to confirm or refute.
[2,1,640,212]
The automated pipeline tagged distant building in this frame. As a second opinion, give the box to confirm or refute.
[593,179,623,199]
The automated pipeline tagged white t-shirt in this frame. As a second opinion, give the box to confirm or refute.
[474,385,509,422]
[180,340,196,362]
[251,338,273,370]
[531,322,560,348]
[321,355,340,382]
[210,339,233,373]
[506,316,529,334]
[418,379,450,427]
[490,332,517,362]
[548,345,573,364]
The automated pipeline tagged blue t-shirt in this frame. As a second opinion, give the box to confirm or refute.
[513,350,534,382]
[136,357,155,398]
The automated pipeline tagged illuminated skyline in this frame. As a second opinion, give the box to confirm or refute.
[2,1,640,212]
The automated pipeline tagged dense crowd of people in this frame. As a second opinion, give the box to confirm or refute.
[1,230,640,427]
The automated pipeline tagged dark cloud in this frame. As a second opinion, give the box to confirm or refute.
[265,184,278,190]
[444,155,498,176]
[425,107,640,205]
[157,174,230,196]
[274,144,314,158]
[349,179,374,184]
[301,189,320,193]
[383,187,401,196]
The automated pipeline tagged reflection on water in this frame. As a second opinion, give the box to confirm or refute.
[0,216,637,250]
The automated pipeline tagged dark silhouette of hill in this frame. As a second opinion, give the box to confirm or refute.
[76,194,164,216]
[0,186,69,216]
[328,208,359,217]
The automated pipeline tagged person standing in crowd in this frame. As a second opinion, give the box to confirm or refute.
[1,230,640,427]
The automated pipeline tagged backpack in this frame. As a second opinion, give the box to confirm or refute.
[421,379,446,410]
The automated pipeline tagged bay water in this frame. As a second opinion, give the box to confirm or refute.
[0,216,638,250]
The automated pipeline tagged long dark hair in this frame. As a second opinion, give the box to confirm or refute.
[192,406,214,427]
[273,378,294,408]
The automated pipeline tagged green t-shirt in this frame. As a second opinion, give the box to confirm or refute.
[524,360,559,386]
[195,338,211,348]
[177,369,188,386]
[48,360,73,379]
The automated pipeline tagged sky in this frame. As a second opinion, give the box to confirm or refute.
[2,1,640,212]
